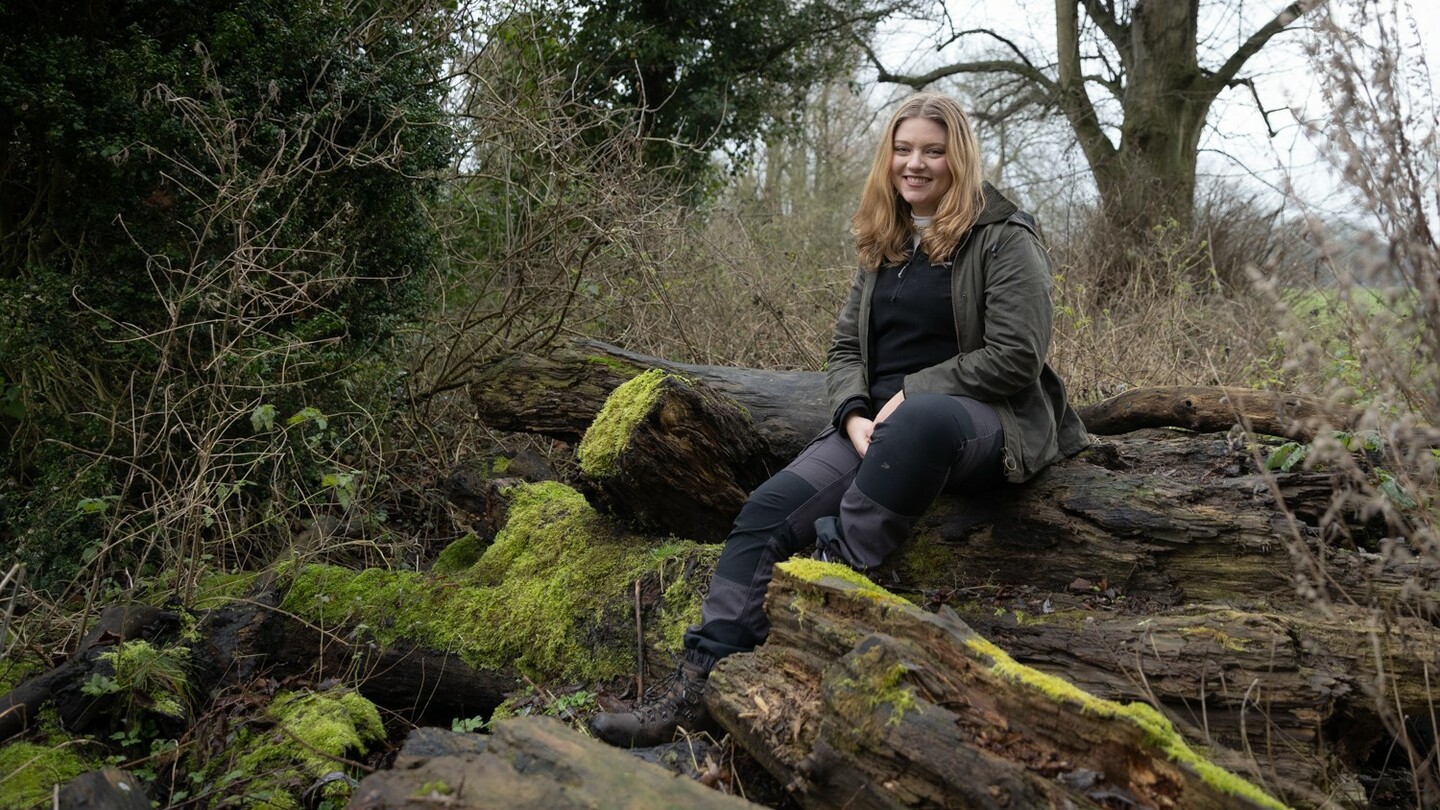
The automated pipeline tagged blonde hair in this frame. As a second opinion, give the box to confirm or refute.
[852,93,985,270]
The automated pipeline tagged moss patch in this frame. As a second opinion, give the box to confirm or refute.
[100,639,191,720]
[577,368,670,478]
[217,688,384,810]
[965,636,1289,810]
[281,481,707,681]
[835,650,918,729]
[431,531,485,575]
[778,559,911,607]
[586,355,644,374]
[0,656,41,694]
[0,741,98,809]
[1180,625,1249,652]
[656,545,720,653]
[896,529,952,582]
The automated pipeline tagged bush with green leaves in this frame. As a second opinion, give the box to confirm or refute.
[0,0,452,592]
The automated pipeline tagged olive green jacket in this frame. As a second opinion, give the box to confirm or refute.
[825,184,1090,482]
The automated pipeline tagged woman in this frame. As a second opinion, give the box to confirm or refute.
[591,93,1089,748]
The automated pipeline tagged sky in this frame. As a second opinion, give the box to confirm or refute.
[868,0,1439,220]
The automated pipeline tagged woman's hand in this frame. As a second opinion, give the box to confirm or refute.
[844,412,874,457]
[874,390,905,425]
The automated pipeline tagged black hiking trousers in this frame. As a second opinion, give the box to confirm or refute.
[682,392,1004,670]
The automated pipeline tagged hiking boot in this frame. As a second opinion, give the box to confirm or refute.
[589,662,710,748]
[813,516,850,566]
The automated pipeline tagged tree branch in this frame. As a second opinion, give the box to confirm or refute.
[864,26,1057,92]
[1077,0,1129,61]
[1056,0,1117,168]
[1205,0,1326,92]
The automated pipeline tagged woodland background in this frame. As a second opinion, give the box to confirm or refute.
[0,0,1436,808]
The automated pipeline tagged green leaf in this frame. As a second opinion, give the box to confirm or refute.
[251,403,277,432]
[82,673,120,697]
[1265,442,1306,472]
[286,407,327,430]
[1376,468,1417,509]
[75,497,112,514]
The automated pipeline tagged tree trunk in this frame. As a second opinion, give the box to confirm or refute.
[471,339,1354,453]
[882,2,1325,236]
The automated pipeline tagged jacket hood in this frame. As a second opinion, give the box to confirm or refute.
[975,181,1019,227]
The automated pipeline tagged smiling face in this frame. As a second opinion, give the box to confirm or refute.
[889,117,952,218]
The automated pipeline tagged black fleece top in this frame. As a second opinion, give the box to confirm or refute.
[868,246,956,405]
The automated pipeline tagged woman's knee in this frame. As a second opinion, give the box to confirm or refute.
[879,393,977,449]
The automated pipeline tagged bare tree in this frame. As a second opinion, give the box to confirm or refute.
[865,1,1325,236]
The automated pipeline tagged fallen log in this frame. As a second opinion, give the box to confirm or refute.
[707,559,1294,810]
[470,338,827,461]
[489,356,1432,615]
[0,604,177,742]
[468,339,1354,458]
[1,588,512,744]
[950,597,1440,806]
[1075,386,1359,442]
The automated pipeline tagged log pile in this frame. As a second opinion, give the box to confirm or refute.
[6,337,1431,808]
[458,338,1440,807]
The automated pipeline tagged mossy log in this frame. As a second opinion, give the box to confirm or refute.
[951,599,1440,807]
[0,593,510,744]
[707,560,1292,810]
[578,370,772,541]
[470,338,826,468]
[348,718,763,809]
[478,344,1430,613]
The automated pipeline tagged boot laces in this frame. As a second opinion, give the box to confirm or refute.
[633,666,703,722]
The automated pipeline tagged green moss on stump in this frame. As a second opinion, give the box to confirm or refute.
[282,481,707,681]
[224,688,384,809]
[779,559,911,607]
[0,742,97,809]
[577,368,670,478]
[965,636,1290,810]
[101,639,191,719]
[432,531,484,575]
